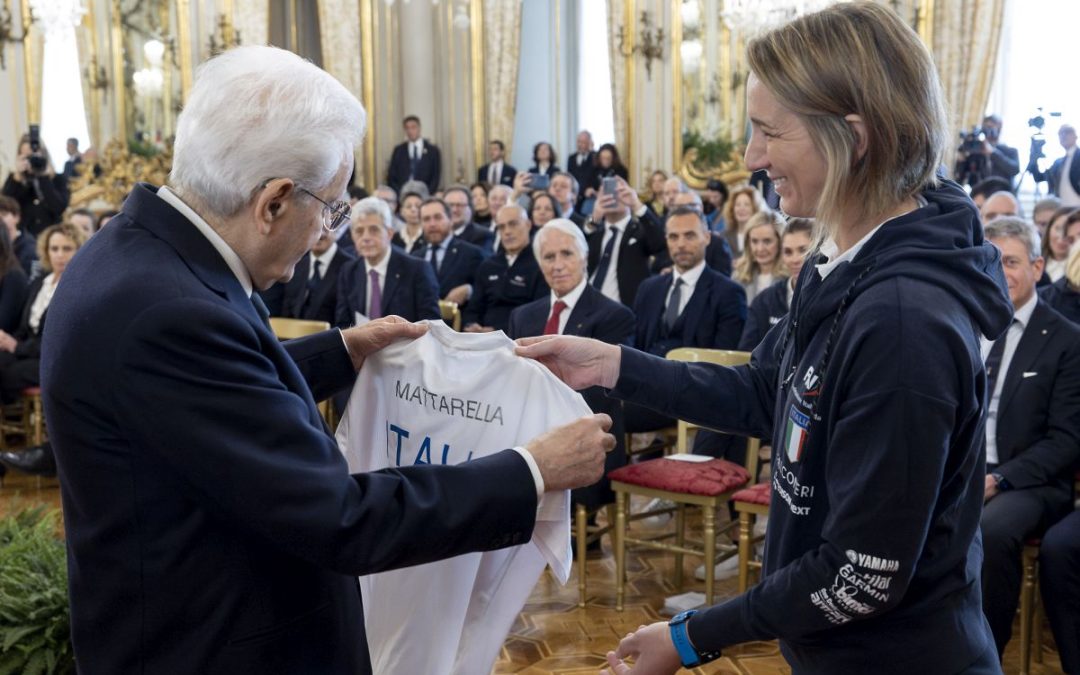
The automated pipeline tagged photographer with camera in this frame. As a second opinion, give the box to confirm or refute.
[2,127,71,238]
[954,114,1020,189]
[1031,124,1080,207]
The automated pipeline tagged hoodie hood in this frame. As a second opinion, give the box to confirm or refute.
[792,180,1013,347]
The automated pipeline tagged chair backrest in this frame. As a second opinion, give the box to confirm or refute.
[664,348,762,484]
[439,300,461,331]
[269,317,332,340]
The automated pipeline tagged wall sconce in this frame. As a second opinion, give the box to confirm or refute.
[619,10,665,80]
[207,12,241,57]
[0,5,26,70]
[84,54,108,93]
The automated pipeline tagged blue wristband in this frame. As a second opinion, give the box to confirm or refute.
[669,610,720,667]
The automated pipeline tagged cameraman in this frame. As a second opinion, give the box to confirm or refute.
[956,115,1020,189]
[1032,124,1080,207]
[2,134,70,238]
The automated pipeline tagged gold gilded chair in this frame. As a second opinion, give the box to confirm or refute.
[732,482,770,593]
[1019,541,1045,675]
[439,300,461,331]
[268,317,337,428]
[609,349,760,609]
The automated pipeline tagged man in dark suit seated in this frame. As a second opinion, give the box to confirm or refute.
[386,115,441,194]
[36,46,612,675]
[586,177,666,307]
[444,186,496,253]
[414,197,485,307]
[1032,124,1080,207]
[980,217,1080,658]
[477,140,517,188]
[508,218,634,527]
[551,172,587,230]
[280,229,354,325]
[626,206,746,436]
[335,196,440,327]
[463,204,548,333]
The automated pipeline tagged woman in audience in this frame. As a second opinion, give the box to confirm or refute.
[723,184,766,255]
[470,181,492,228]
[591,143,629,193]
[529,142,558,178]
[738,217,812,350]
[0,228,29,333]
[1040,238,1080,325]
[520,6,1011,671]
[527,191,559,230]
[733,210,785,303]
[391,191,426,254]
[1042,206,1078,282]
[0,222,85,403]
[644,170,669,215]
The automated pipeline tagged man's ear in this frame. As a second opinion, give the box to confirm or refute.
[844,114,869,163]
[252,178,297,235]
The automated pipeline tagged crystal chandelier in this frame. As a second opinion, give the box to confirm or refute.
[28,0,85,39]
[721,0,833,35]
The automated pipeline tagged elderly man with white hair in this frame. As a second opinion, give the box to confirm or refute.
[40,46,614,675]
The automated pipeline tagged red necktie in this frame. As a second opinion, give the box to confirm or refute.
[543,300,568,335]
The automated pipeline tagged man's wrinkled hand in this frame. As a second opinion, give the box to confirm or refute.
[526,414,615,492]
[341,316,427,370]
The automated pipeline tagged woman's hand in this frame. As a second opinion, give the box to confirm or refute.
[512,171,532,198]
[0,331,18,353]
[599,622,682,675]
[341,316,427,370]
[514,335,621,390]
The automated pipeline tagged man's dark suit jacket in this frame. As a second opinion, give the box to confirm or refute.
[586,216,666,307]
[990,300,1080,504]
[987,143,1020,187]
[281,247,354,325]
[12,232,36,277]
[334,248,441,328]
[1035,150,1080,198]
[463,247,548,332]
[508,285,634,509]
[412,235,485,299]
[632,265,746,357]
[1040,277,1080,326]
[390,231,426,255]
[477,162,517,187]
[387,139,441,194]
[566,151,597,204]
[738,278,790,351]
[454,222,496,254]
[40,184,538,674]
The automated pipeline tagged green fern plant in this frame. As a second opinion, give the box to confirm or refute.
[0,507,74,675]
[681,130,738,169]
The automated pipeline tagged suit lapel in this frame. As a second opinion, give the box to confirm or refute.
[382,251,403,311]
[308,253,341,311]
[289,255,311,316]
[565,287,597,336]
[349,260,368,316]
[440,244,458,282]
[998,302,1052,418]
[680,271,710,339]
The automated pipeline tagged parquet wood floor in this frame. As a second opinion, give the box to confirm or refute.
[0,473,1066,674]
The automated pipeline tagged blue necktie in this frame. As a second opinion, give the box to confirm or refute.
[985,319,1017,395]
[409,145,419,179]
[591,226,618,289]
[664,278,684,333]
[428,245,441,276]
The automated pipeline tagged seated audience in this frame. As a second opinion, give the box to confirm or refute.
[0,196,37,276]
[529,142,558,178]
[979,217,1080,659]
[68,208,96,239]
[413,197,485,306]
[1033,196,1062,237]
[0,229,29,333]
[739,217,813,350]
[733,210,785,303]
[280,229,354,324]
[649,188,734,277]
[336,197,439,328]
[507,219,633,517]
[444,185,496,253]
[969,176,1013,211]
[1042,207,1079,282]
[586,177,666,307]
[463,204,547,333]
[643,170,668,216]
[567,130,598,208]
[470,181,492,227]
[391,190,426,254]
[528,191,559,231]
[704,179,729,232]
[589,143,630,195]
[980,190,1020,223]
[550,172,586,230]
[1040,238,1080,325]
[2,137,69,237]
[723,184,765,255]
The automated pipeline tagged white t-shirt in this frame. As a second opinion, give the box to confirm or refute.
[336,320,591,675]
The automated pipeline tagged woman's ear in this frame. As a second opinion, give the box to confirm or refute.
[844,114,869,162]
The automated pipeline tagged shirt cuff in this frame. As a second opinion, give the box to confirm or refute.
[634,204,648,218]
[512,446,545,500]
[337,328,355,366]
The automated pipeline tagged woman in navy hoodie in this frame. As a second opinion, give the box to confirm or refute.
[517,3,1013,674]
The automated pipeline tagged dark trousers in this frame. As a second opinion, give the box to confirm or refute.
[980,486,1065,657]
[1041,510,1080,674]
[0,353,40,403]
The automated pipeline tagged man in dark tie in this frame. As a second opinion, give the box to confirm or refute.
[1032,124,1080,207]
[477,140,517,188]
[586,177,666,307]
[979,217,1080,658]
[281,228,354,324]
[414,197,485,306]
[386,115,442,194]
[335,196,440,328]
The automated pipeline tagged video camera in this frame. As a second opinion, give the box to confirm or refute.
[1025,107,1062,178]
[26,125,48,174]
[954,126,988,187]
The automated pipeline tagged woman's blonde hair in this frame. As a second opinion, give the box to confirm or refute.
[1066,238,1080,288]
[734,210,786,284]
[723,184,765,233]
[746,2,947,235]
[37,222,88,274]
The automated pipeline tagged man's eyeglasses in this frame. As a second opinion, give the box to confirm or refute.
[299,188,351,234]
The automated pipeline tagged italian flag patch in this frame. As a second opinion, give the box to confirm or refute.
[785,405,810,463]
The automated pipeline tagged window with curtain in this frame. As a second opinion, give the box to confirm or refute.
[576,0,614,147]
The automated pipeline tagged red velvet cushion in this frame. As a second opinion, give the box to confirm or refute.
[608,457,749,496]
[1025,538,1042,547]
[732,482,771,505]
[21,387,41,396]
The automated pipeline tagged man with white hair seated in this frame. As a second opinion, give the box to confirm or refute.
[40,46,614,674]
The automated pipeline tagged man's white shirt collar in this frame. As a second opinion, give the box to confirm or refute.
[158,186,253,297]
[364,249,391,277]
[552,276,588,311]
[311,242,338,275]
[672,259,706,289]
[1012,291,1038,331]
